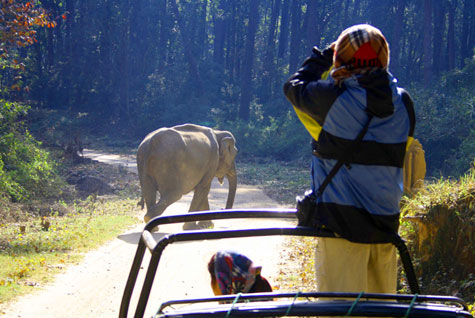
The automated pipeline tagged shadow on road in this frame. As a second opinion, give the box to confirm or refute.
[117,231,170,245]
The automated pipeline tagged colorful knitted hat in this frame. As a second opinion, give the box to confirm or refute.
[331,24,389,81]
[209,251,261,295]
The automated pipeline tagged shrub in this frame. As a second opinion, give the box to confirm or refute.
[216,109,310,161]
[401,163,475,298]
[411,56,475,177]
[0,100,63,201]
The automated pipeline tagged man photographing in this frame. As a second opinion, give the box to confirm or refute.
[283,24,415,294]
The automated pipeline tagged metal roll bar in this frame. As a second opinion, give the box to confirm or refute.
[119,209,421,318]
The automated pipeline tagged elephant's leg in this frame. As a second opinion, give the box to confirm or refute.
[189,183,212,212]
[182,183,212,230]
[190,183,214,229]
[146,190,182,223]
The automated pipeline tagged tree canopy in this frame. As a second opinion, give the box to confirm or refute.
[0,0,473,177]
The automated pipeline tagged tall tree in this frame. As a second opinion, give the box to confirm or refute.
[288,0,302,73]
[278,0,290,59]
[239,0,259,121]
[422,0,433,85]
[157,0,169,71]
[432,0,445,77]
[225,2,238,79]
[213,1,226,66]
[0,0,53,100]
[391,0,405,73]
[261,0,281,98]
[197,0,208,60]
[446,0,456,70]
[63,0,76,109]
[460,0,471,66]
[7,0,473,133]
[169,0,203,93]
[117,0,131,121]
[305,0,319,51]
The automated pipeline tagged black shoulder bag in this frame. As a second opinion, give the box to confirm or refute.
[296,114,373,227]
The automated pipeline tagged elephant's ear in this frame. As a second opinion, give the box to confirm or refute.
[220,137,237,166]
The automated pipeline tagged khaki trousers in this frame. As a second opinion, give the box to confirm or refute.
[315,237,397,294]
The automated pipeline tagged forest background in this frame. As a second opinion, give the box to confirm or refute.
[1,0,474,179]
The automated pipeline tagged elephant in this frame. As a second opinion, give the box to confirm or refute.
[137,124,238,229]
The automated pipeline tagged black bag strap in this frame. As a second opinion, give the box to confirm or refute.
[315,114,373,198]
[389,234,421,294]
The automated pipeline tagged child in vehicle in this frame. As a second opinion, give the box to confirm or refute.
[208,250,272,295]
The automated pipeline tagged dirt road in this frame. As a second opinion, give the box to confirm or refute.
[1,150,295,318]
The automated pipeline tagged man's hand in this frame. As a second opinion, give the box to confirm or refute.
[309,46,333,67]
[322,46,334,63]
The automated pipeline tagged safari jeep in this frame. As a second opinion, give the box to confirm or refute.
[119,209,473,318]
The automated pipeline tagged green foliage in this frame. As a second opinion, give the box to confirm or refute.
[411,56,475,177]
[216,108,310,161]
[0,100,62,201]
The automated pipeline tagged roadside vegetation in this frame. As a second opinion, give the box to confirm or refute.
[0,197,139,303]
[0,135,141,303]
[0,100,141,303]
[400,167,475,299]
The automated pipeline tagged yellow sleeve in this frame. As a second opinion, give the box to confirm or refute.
[293,106,322,141]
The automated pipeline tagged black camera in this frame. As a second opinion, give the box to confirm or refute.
[296,190,317,227]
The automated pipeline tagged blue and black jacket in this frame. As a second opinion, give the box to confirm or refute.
[284,48,415,244]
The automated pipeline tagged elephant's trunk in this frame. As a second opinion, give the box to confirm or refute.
[225,166,237,209]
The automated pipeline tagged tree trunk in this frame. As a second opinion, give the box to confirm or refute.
[239,0,259,121]
[74,0,87,111]
[354,0,362,17]
[99,0,113,116]
[447,1,456,70]
[261,0,281,98]
[288,0,302,73]
[265,0,280,62]
[460,0,470,66]
[225,2,237,79]
[469,1,475,61]
[213,2,226,66]
[343,0,351,30]
[33,37,44,106]
[391,0,405,74]
[157,0,168,71]
[234,5,244,82]
[432,0,445,76]
[53,3,63,60]
[118,1,131,122]
[43,0,55,69]
[422,0,432,86]
[278,0,290,59]
[305,0,319,51]
[64,0,75,109]
[169,0,203,93]
[198,0,208,59]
